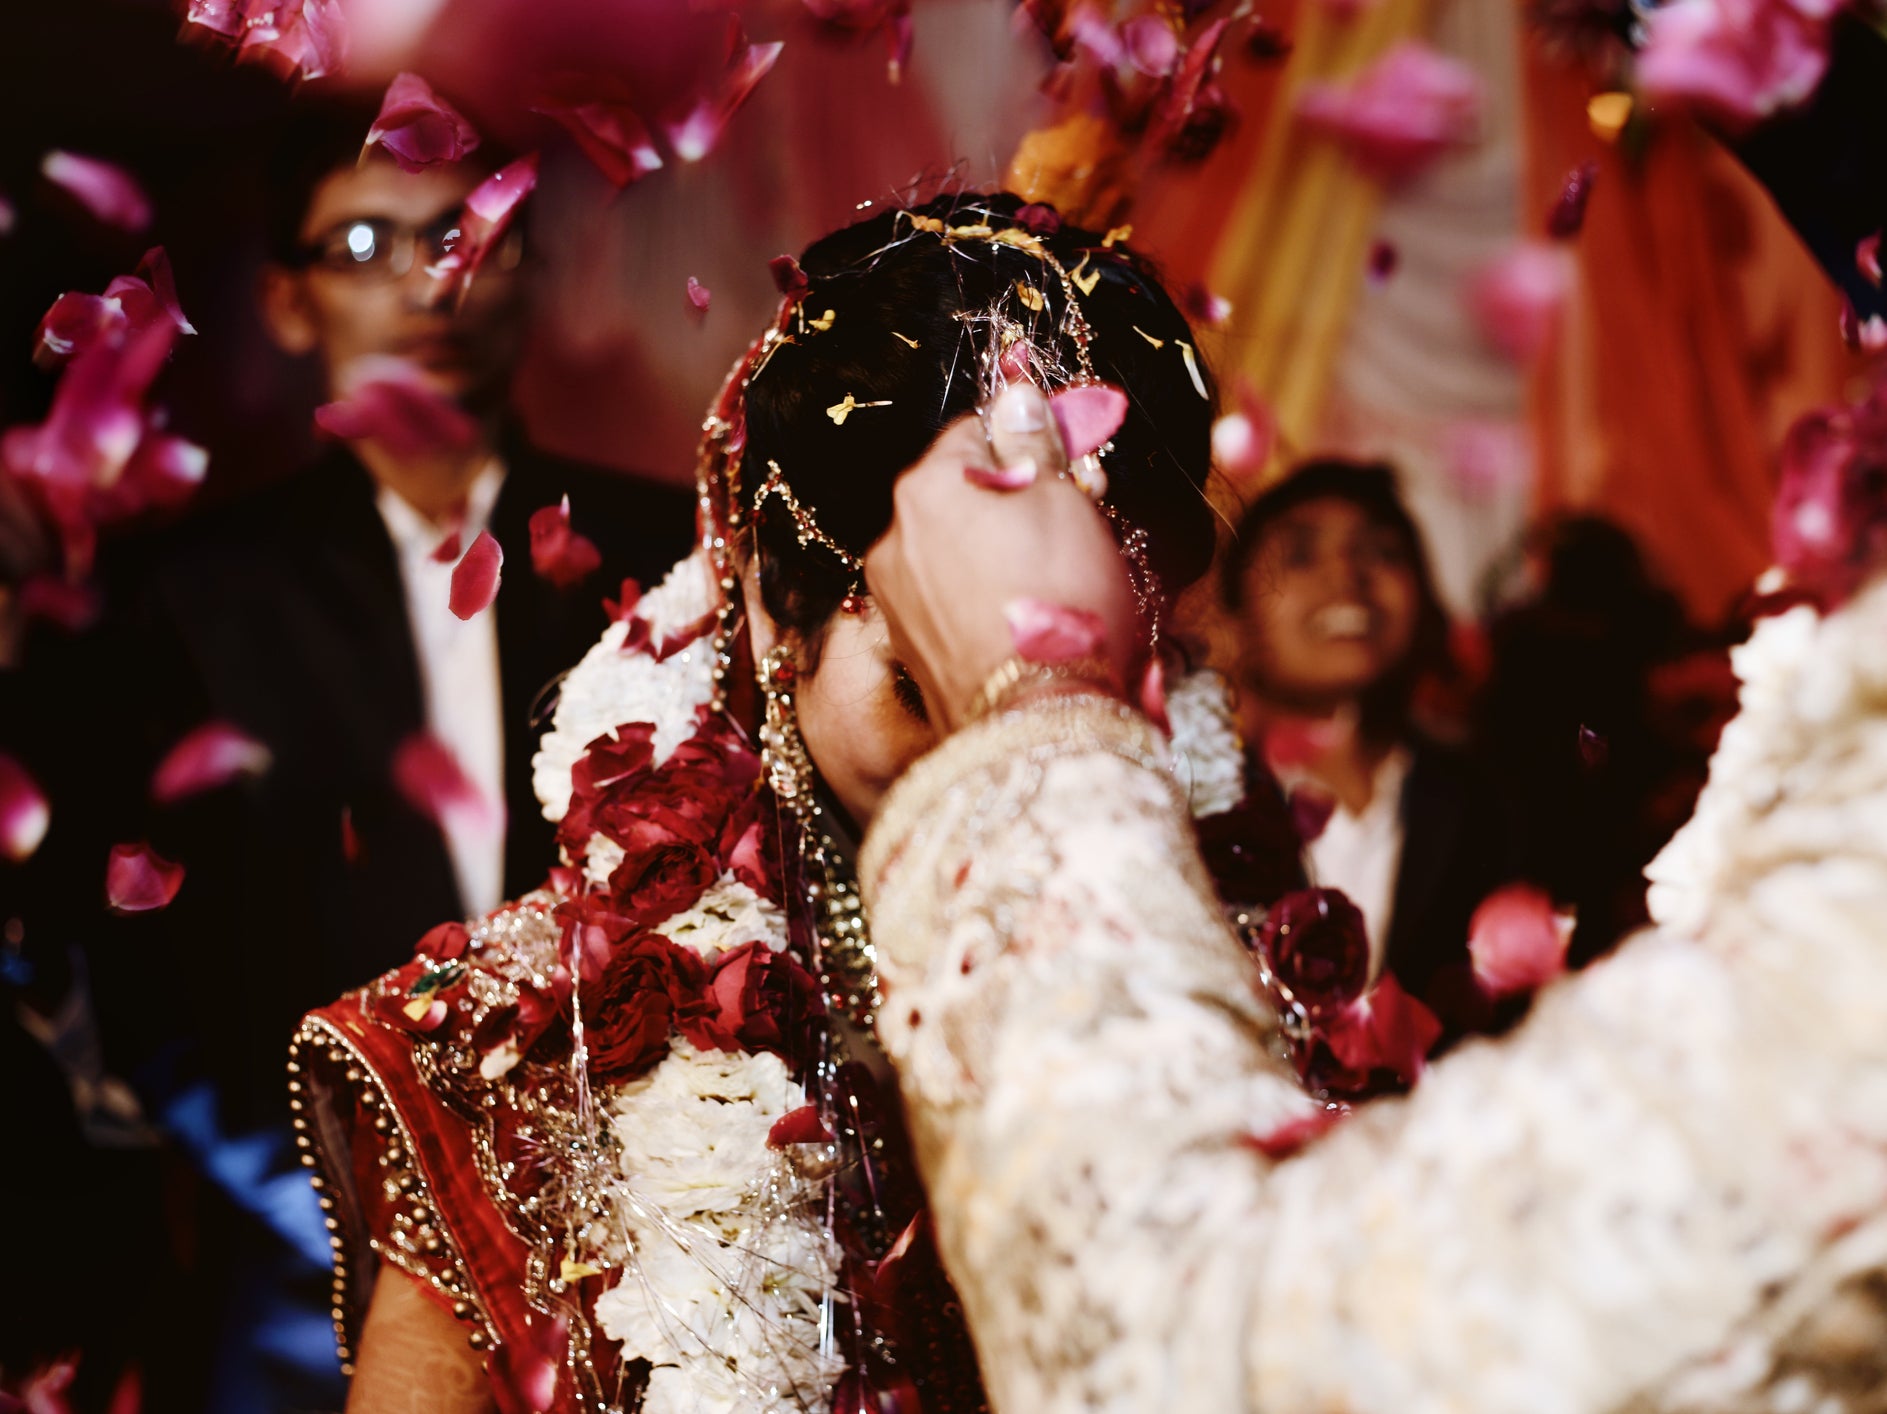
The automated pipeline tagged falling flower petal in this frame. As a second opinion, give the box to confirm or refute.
[1839,299,1887,354]
[33,294,124,370]
[1442,419,1529,499]
[1245,18,1293,62]
[150,722,272,804]
[1289,785,1337,843]
[1546,160,1599,238]
[1242,1106,1344,1159]
[1180,283,1232,328]
[122,432,209,510]
[1122,14,1181,74]
[1467,240,1573,362]
[314,355,478,458]
[1138,654,1169,731]
[1261,714,1346,772]
[1468,883,1572,998]
[604,576,643,623]
[1859,233,1882,287]
[769,254,809,295]
[0,194,15,236]
[768,1103,837,1147]
[1366,239,1399,284]
[662,29,784,163]
[425,152,539,307]
[964,461,1037,491]
[430,529,461,563]
[1577,723,1609,768]
[685,276,711,316]
[1295,42,1481,183]
[449,529,503,619]
[19,575,101,633]
[1322,972,1442,1083]
[1637,0,1831,131]
[1005,597,1106,663]
[529,495,602,589]
[1152,18,1236,161]
[365,72,481,173]
[392,731,502,837]
[531,80,662,188]
[0,755,51,863]
[488,1312,566,1414]
[41,151,152,232]
[415,920,471,961]
[1211,378,1276,485]
[235,0,349,82]
[1049,383,1128,460]
[106,842,185,913]
[340,806,361,864]
[181,0,246,39]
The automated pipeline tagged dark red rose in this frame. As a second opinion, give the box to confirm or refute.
[605,840,719,929]
[1257,888,1370,1015]
[678,940,823,1058]
[584,931,699,1083]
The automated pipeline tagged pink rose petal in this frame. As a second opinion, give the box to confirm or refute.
[365,72,481,173]
[1210,377,1276,485]
[1138,655,1169,732]
[531,80,662,188]
[1468,883,1572,999]
[1296,41,1481,183]
[33,294,124,370]
[1546,160,1599,239]
[1839,299,1887,354]
[106,842,185,913]
[150,722,272,804]
[685,276,711,315]
[41,151,151,232]
[414,920,471,961]
[1859,233,1882,287]
[768,1103,837,1147]
[1005,597,1106,663]
[1467,240,1572,363]
[449,529,503,619]
[1637,0,1831,131]
[964,461,1037,491]
[661,29,783,163]
[425,152,539,307]
[487,1312,566,1414]
[769,254,809,296]
[19,575,102,633]
[1441,419,1529,499]
[1577,723,1609,769]
[314,355,478,458]
[235,0,349,82]
[1181,283,1232,328]
[1322,972,1442,1083]
[0,194,15,236]
[182,0,246,39]
[0,755,51,863]
[528,495,602,589]
[1122,14,1181,75]
[1049,383,1128,461]
[430,529,462,563]
[391,731,501,836]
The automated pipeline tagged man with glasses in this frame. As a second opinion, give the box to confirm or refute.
[79,106,690,1411]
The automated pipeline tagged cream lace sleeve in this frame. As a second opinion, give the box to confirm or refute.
[859,693,1887,1414]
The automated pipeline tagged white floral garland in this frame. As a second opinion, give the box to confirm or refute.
[533,553,1250,1408]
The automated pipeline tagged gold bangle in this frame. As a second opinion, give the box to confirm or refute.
[963,654,1118,724]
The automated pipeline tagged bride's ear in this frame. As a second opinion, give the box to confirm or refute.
[740,557,780,666]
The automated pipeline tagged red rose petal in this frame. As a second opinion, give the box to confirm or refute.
[1242,1106,1345,1160]
[1468,883,1572,999]
[1576,723,1609,769]
[150,722,272,804]
[1859,233,1883,287]
[340,806,361,864]
[235,0,348,82]
[1546,160,1599,239]
[604,576,643,623]
[123,431,209,510]
[0,755,51,863]
[488,1312,565,1414]
[430,529,462,563]
[1004,597,1106,663]
[416,920,471,961]
[685,276,711,315]
[528,495,602,589]
[964,461,1037,491]
[1466,241,1572,363]
[18,575,101,633]
[1260,715,1345,772]
[1138,655,1169,732]
[1181,283,1232,328]
[106,842,185,913]
[314,356,478,459]
[661,32,783,163]
[449,529,503,619]
[33,293,124,369]
[1122,14,1180,75]
[1441,419,1528,499]
[392,731,502,836]
[1839,298,1887,354]
[41,151,152,232]
[1295,41,1481,184]
[1288,785,1337,844]
[1049,383,1128,461]
[130,247,196,337]
[768,254,809,296]
[768,1103,837,1147]
[365,72,480,173]
[532,80,663,188]
[1323,972,1443,1083]
[425,153,539,308]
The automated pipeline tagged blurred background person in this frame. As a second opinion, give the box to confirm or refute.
[1221,458,1518,1033]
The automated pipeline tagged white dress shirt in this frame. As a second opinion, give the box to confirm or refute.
[1302,746,1411,983]
[374,462,508,918]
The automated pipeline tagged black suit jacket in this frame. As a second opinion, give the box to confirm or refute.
[90,439,692,1127]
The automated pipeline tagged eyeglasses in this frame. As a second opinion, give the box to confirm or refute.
[292,213,525,282]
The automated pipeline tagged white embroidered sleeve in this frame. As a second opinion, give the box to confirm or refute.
[859,690,1887,1414]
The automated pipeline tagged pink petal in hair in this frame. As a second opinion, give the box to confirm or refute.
[1049,383,1128,461]
[365,72,481,173]
[449,529,503,619]
[150,722,272,805]
[1004,597,1106,663]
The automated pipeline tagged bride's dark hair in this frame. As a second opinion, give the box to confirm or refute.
[740,191,1218,646]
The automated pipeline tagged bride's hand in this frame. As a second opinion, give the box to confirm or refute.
[864,382,1139,734]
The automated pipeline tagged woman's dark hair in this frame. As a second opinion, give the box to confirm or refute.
[1220,458,1452,737]
[740,192,1218,645]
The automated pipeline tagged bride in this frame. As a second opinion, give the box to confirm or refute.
[292,192,1266,1413]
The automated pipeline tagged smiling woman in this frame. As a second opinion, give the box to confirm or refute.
[1221,457,1520,1035]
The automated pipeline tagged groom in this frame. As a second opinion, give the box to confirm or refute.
[83,106,690,1410]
